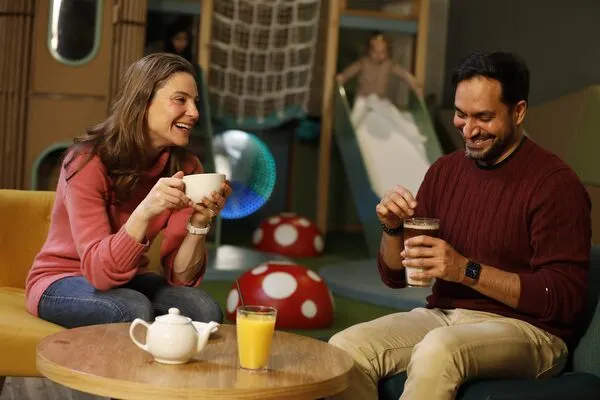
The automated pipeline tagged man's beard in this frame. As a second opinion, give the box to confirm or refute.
[464,128,515,164]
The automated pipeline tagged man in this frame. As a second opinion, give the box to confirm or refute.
[329,50,591,400]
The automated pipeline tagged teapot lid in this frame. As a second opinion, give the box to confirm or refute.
[155,308,192,325]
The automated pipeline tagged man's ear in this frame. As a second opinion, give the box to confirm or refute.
[513,100,528,126]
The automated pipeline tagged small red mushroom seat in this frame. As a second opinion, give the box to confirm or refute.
[252,212,324,257]
[226,261,335,329]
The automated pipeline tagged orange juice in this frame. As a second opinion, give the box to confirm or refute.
[236,306,277,370]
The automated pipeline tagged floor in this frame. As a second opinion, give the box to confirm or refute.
[0,378,105,400]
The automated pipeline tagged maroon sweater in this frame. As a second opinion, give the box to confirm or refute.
[378,138,591,344]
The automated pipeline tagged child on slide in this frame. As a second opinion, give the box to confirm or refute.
[337,32,426,150]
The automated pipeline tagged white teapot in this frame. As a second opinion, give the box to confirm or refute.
[129,307,219,364]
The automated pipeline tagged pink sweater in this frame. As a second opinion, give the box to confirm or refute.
[25,148,206,316]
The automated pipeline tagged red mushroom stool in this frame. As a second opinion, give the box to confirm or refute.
[226,261,335,329]
[252,212,324,257]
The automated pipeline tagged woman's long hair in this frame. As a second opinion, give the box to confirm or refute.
[65,53,197,203]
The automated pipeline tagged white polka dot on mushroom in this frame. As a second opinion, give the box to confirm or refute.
[296,218,311,227]
[274,224,298,247]
[301,300,317,318]
[314,235,324,252]
[252,228,263,245]
[251,265,269,275]
[306,270,322,282]
[226,289,239,313]
[262,272,298,299]
[268,216,281,225]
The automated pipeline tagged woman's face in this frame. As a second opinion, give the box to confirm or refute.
[171,31,189,54]
[146,72,199,150]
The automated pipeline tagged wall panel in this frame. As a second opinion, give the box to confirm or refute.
[0,0,34,188]
[30,0,112,96]
[24,96,106,188]
[23,0,116,189]
[109,0,147,104]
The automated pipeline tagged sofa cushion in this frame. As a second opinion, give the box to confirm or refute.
[0,287,63,376]
[0,190,55,288]
[378,371,600,400]
[571,244,600,376]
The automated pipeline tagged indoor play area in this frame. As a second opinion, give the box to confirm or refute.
[2,0,600,398]
[3,0,442,340]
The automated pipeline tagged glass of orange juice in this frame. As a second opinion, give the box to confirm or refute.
[236,305,277,371]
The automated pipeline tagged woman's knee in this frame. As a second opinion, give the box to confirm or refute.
[38,287,153,328]
[107,288,153,322]
[154,286,223,323]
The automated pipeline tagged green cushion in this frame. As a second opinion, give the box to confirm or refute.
[572,244,600,376]
[379,372,600,400]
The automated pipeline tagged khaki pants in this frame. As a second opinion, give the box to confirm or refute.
[329,307,567,400]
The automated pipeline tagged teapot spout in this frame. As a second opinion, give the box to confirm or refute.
[195,321,219,354]
[206,321,219,332]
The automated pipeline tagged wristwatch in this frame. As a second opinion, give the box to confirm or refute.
[187,221,210,235]
[464,260,482,284]
[381,223,402,236]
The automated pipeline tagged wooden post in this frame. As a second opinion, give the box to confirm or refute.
[414,0,430,89]
[198,0,213,79]
[316,0,340,234]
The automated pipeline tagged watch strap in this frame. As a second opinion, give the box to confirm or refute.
[187,222,210,235]
[381,223,402,236]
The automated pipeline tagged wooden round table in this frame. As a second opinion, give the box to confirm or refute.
[36,323,354,399]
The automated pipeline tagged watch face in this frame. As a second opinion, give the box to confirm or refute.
[465,262,481,279]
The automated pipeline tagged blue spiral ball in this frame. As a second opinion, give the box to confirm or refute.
[213,130,276,219]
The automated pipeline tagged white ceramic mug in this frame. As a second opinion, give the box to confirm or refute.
[182,173,225,203]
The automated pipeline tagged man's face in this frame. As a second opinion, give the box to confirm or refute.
[453,76,525,164]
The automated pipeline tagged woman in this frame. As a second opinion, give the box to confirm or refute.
[25,53,230,328]
[164,18,193,63]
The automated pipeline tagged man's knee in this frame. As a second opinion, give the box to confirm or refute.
[329,326,374,368]
[409,327,463,373]
[329,326,362,353]
[329,325,387,388]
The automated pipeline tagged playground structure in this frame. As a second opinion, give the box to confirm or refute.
[315,0,433,236]
[311,0,443,310]
[207,0,322,129]
[0,0,439,283]
[2,0,600,313]
[0,0,298,280]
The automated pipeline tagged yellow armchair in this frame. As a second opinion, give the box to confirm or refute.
[0,190,162,390]
[0,189,62,385]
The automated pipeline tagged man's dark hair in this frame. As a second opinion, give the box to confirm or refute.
[451,50,530,107]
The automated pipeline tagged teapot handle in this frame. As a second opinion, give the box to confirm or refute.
[129,318,151,352]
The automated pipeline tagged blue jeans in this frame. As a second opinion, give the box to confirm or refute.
[38,273,223,328]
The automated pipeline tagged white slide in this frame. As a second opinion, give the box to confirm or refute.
[351,94,431,198]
